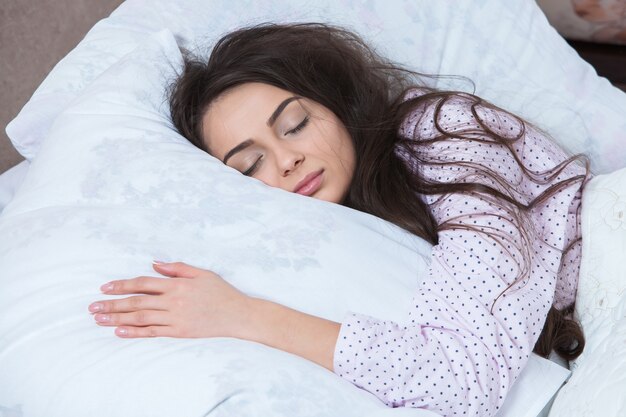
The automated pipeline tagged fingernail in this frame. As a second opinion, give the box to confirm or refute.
[95,314,110,323]
[152,260,167,265]
[116,328,128,336]
[89,302,103,313]
[100,282,114,292]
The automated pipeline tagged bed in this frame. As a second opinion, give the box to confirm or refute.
[0,1,625,417]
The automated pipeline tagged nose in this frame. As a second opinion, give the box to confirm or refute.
[275,146,305,176]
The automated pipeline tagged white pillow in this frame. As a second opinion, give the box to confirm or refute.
[0,28,569,417]
[0,160,29,214]
[6,0,626,173]
[548,167,626,417]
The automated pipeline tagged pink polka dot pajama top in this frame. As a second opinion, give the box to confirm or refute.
[332,89,589,417]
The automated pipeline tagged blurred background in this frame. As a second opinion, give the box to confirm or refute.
[1,0,625,175]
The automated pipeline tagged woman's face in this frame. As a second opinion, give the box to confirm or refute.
[201,82,356,204]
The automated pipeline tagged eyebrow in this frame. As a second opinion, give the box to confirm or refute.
[222,96,302,164]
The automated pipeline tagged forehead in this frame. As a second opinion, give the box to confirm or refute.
[205,83,295,123]
[201,83,296,152]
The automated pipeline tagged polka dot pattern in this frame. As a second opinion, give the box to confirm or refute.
[333,90,588,416]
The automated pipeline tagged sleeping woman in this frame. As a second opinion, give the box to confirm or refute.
[87,23,589,416]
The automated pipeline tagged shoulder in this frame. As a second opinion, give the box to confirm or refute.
[398,88,525,142]
[396,88,527,186]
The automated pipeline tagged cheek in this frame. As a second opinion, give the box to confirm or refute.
[313,123,352,156]
[253,170,281,189]
[336,131,356,169]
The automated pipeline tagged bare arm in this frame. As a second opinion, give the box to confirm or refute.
[243,297,341,372]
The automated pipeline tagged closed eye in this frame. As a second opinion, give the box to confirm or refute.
[286,116,310,135]
[242,156,263,176]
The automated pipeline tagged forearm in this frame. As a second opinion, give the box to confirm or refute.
[240,297,341,372]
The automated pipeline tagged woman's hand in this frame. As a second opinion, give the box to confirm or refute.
[88,261,254,339]
[88,261,340,371]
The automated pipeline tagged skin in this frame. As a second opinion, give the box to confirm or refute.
[88,83,357,372]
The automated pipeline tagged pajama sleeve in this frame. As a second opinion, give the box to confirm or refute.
[332,92,587,417]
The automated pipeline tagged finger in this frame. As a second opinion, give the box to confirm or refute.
[101,276,170,294]
[93,310,171,327]
[89,295,165,314]
[152,261,199,279]
[115,325,173,338]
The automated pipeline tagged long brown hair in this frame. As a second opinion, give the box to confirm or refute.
[168,23,586,361]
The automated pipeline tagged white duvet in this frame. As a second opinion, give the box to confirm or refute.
[549,168,626,417]
[1,1,626,417]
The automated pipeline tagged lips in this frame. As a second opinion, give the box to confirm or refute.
[294,169,324,196]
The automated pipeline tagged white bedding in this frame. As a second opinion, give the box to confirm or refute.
[548,167,626,417]
[0,160,29,214]
[1,1,625,417]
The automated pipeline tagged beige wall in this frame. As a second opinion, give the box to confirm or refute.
[0,0,124,175]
